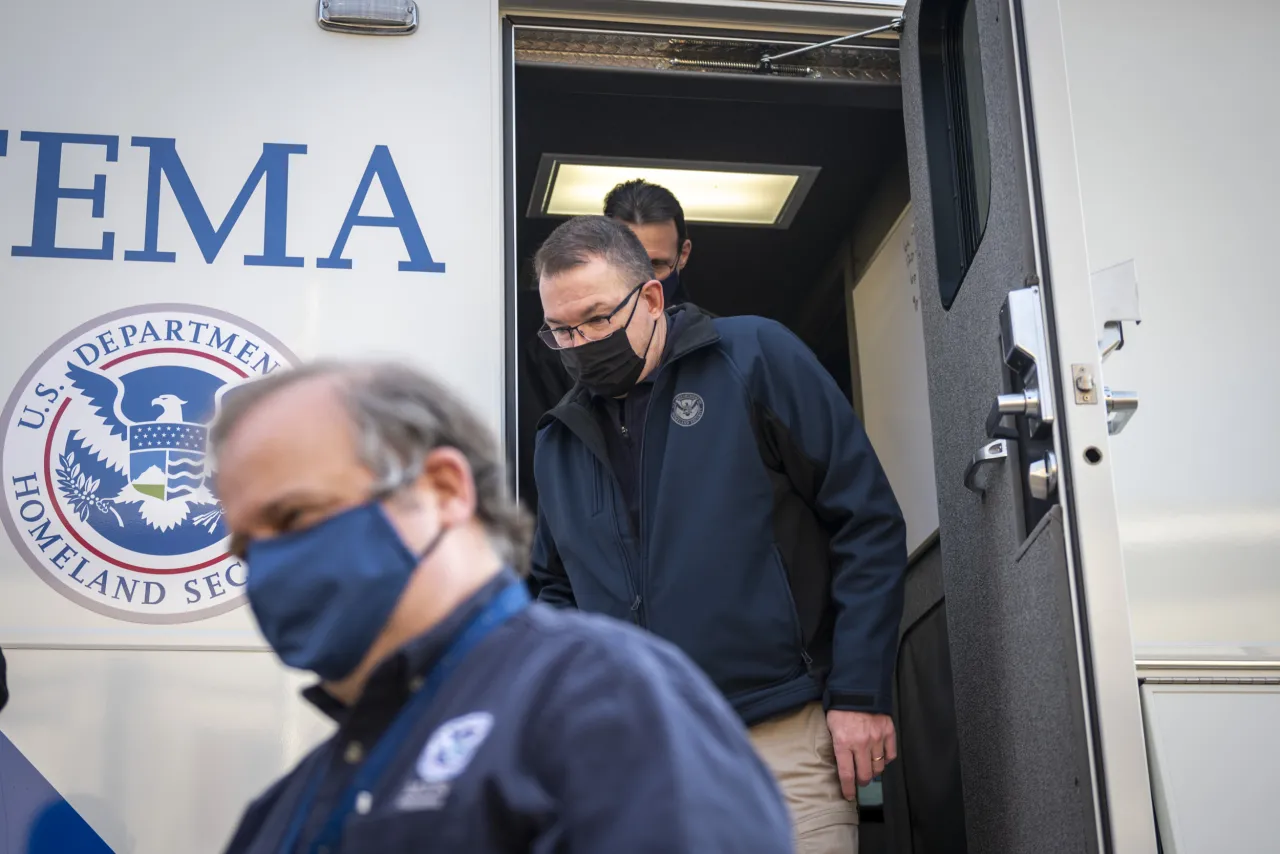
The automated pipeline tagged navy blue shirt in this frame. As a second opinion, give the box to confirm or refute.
[594,313,682,536]
[595,382,653,536]
[222,571,794,854]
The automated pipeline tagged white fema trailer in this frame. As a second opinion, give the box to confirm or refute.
[0,1,1275,852]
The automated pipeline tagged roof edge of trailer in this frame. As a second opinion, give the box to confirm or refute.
[502,0,905,39]
[510,23,901,87]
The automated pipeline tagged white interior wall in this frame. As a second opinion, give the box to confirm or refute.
[1058,0,1280,657]
[851,206,940,556]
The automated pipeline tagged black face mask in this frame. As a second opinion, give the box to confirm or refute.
[559,296,658,397]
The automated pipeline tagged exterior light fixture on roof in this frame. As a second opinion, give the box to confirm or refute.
[529,155,821,229]
[317,0,418,35]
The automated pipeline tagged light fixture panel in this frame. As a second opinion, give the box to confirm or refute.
[529,155,821,229]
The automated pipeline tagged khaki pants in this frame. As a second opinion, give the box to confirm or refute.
[749,702,859,854]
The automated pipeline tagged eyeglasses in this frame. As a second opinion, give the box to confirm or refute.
[538,282,648,350]
[651,257,679,279]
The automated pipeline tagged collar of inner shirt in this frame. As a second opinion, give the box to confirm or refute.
[301,569,520,725]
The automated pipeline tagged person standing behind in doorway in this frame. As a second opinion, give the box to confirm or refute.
[530,216,908,854]
[603,178,693,307]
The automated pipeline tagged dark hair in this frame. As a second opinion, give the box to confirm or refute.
[211,361,533,574]
[532,215,654,287]
[603,179,688,248]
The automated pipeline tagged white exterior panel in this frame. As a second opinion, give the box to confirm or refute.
[1059,0,1280,658]
[1140,680,1280,854]
[2,647,333,854]
[0,1,503,852]
[0,1,503,645]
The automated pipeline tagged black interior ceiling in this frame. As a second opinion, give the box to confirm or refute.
[517,63,904,379]
[514,52,905,507]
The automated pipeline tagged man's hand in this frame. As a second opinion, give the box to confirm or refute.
[825,710,897,799]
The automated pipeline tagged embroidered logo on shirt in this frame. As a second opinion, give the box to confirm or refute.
[394,711,494,812]
[671,392,705,427]
[394,780,451,812]
[418,711,494,784]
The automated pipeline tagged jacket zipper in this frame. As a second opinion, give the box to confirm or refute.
[604,469,643,627]
[614,526,642,626]
[633,388,658,629]
[611,411,644,624]
[546,318,721,631]
[773,546,816,677]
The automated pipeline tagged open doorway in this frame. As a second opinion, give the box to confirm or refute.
[510,26,907,511]
[505,21,963,854]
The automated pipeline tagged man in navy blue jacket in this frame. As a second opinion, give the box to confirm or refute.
[518,179,695,522]
[531,216,908,854]
[212,359,793,854]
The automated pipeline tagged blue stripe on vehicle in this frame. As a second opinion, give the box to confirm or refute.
[0,731,116,854]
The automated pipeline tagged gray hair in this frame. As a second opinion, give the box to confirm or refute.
[533,215,654,288]
[210,361,532,574]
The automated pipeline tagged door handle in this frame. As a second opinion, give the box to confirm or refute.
[986,389,1042,438]
[964,439,1009,495]
[1104,387,1139,435]
[998,288,1055,438]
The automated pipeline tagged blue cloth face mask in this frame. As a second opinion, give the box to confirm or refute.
[245,499,447,682]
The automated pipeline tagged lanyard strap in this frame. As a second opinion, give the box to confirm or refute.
[279,581,530,854]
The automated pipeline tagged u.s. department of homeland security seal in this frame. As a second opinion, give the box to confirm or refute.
[1,304,297,624]
[671,392,705,427]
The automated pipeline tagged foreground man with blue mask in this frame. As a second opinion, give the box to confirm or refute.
[212,361,794,854]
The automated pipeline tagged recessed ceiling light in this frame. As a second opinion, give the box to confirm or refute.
[528,154,821,229]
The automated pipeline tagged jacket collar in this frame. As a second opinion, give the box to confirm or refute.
[538,303,720,432]
[302,568,520,723]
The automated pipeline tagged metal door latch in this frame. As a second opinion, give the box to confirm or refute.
[968,287,1055,494]
[1086,261,1141,435]
[1091,259,1141,361]
[964,439,1008,495]
[987,287,1055,439]
[1028,451,1058,500]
